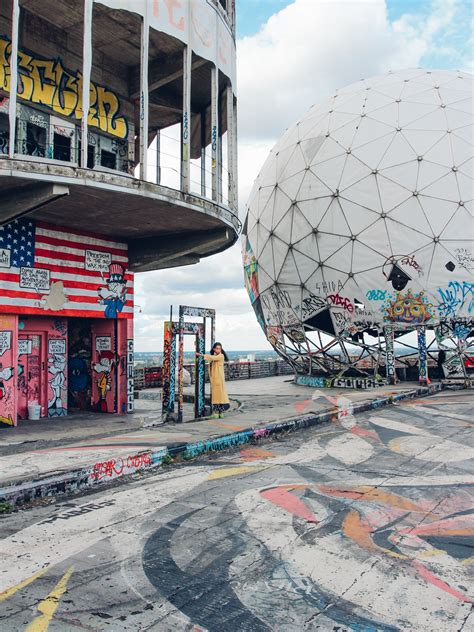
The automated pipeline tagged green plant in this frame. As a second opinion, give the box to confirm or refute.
[0,501,11,514]
[161,454,173,465]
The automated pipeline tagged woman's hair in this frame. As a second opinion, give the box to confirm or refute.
[210,342,229,361]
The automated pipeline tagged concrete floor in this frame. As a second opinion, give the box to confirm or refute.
[0,377,441,487]
[0,388,472,631]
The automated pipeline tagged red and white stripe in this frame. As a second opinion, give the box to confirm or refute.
[0,221,134,318]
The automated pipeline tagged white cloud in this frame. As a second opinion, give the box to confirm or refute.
[237,0,469,143]
[135,0,471,352]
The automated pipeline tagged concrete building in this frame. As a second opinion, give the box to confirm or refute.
[0,0,238,426]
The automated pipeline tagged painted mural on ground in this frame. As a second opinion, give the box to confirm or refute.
[0,218,133,319]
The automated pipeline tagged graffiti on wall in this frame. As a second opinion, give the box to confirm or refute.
[437,281,474,318]
[98,263,127,319]
[385,327,396,383]
[383,290,433,324]
[93,350,115,413]
[127,339,134,413]
[243,238,259,304]
[48,337,67,416]
[417,328,428,384]
[0,322,15,426]
[0,217,133,319]
[0,37,128,139]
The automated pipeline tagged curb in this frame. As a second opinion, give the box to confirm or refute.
[0,383,442,509]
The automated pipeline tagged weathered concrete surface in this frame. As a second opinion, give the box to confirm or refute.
[0,388,472,630]
[0,378,448,505]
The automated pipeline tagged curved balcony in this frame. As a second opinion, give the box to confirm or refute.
[0,0,239,271]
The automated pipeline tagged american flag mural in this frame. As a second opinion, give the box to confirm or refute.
[0,218,133,318]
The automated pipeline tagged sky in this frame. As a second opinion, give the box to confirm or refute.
[134,0,473,352]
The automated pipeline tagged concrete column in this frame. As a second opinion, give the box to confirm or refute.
[211,65,219,201]
[417,326,428,385]
[181,44,192,192]
[232,93,238,211]
[177,309,184,423]
[226,85,235,209]
[8,0,20,159]
[384,326,396,385]
[155,129,161,185]
[200,111,206,196]
[139,5,149,180]
[81,0,92,168]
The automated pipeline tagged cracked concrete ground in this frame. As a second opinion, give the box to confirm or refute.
[0,388,472,631]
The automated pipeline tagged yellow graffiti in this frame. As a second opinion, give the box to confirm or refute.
[0,38,127,139]
[0,414,14,426]
[0,567,49,602]
[207,465,269,480]
[25,566,74,632]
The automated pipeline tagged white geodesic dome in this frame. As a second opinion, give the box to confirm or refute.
[243,69,474,376]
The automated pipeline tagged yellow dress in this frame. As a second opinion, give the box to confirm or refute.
[203,353,229,405]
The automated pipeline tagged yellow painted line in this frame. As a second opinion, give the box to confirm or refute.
[208,465,268,480]
[25,566,74,632]
[461,556,474,566]
[0,567,49,602]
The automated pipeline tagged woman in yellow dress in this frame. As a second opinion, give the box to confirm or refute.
[197,342,230,418]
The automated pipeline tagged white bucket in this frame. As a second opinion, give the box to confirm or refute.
[28,403,41,420]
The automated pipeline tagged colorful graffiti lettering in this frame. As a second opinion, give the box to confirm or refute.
[90,452,152,482]
[437,281,474,318]
[383,290,433,324]
[327,293,354,312]
[0,37,128,139]
[366,289,387,301]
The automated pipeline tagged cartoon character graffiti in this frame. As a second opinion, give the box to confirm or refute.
[0,364,13,401]
[383,290,433,324]
[48,353,67,416]
[98,263,127,318]
[93,350,115,412]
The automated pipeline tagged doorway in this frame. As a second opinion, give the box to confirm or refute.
[68,318,93,412]
[17,332,45,419]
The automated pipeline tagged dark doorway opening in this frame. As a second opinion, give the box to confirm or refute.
[68,318,93,412]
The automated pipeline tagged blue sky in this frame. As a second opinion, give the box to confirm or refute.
[237,0,473,71]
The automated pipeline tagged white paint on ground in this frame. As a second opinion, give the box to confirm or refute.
[325,433,374,464]
[0,466,209,592]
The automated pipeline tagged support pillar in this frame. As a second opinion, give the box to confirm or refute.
[384,326,396,385]
[155,129,161,185]
[177,309,184,423]
[211,65,219,201]
[8,0,20,159]
[181,44,191,192]
[417,326,428,385]
[139,4,149,180]
[81,0,92,168]
[200,110,206,197]
[226,85,235,209]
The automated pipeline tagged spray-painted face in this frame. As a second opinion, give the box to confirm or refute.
[384,290,432,324]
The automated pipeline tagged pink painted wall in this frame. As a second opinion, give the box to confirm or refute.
[0,314,18,426]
